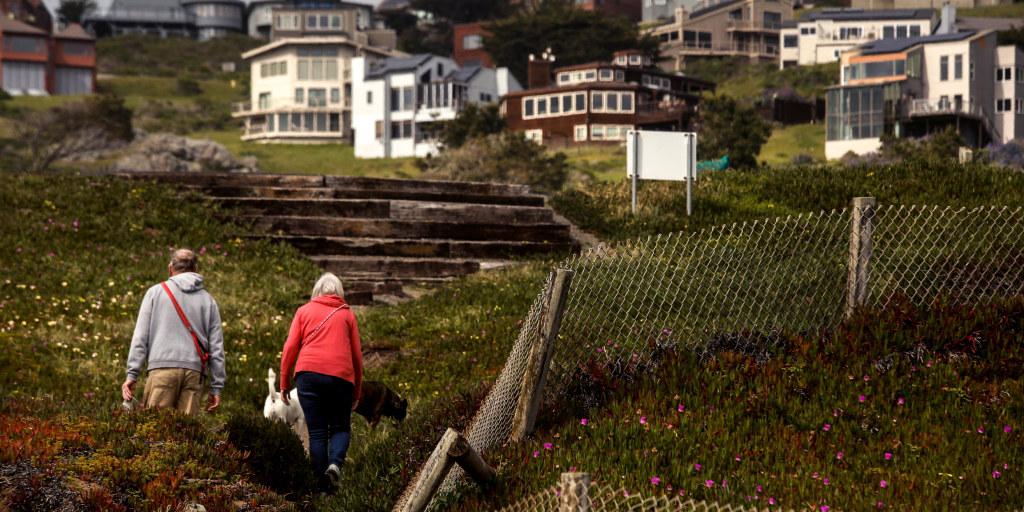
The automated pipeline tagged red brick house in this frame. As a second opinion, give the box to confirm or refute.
[502,50,714,147]
[453,22,493,68]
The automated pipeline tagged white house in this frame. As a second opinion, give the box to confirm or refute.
[351,54,522,159]
[825,29,1024,159]
[231,36,395,142]
[779,7,935,69]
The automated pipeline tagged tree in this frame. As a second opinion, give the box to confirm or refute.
[693,95,772,169]
[879,126,965,164]
[436,103,505,150]
[417,132,568,192]
[483,0,661,85]
[385,0,513,56]
[11,94,133,173]
[411,0,512,25]
[56,0,97,26]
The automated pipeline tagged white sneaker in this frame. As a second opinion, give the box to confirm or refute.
[326,464,341,487]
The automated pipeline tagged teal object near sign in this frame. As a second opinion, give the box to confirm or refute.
[697,155,729,173]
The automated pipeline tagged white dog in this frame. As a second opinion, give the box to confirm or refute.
[264,368,305,433]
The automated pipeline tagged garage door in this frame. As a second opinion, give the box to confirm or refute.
[2,61,46,94]
[55,66,93,95]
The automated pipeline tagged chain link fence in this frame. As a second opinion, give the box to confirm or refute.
[393,204,1024,511]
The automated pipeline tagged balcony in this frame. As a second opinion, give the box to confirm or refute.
[666,40,779,58]
[635,100,696,125]
[726,20,783,32]
[231,97,348,117]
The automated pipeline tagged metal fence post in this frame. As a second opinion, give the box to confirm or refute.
[845,197,876,317]
[558,472,591,512]
[510,268,574,442]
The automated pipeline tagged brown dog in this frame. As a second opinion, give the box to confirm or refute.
[355,381,407,428]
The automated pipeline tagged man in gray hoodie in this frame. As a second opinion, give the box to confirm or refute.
[121,248,226,415]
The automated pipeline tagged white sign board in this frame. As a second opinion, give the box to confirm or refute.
[626,130,697,181]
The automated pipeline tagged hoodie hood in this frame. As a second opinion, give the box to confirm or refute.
[168,272,205,293]
[312,294,347,307]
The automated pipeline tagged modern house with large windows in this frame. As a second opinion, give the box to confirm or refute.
[779,7,935,69]
[647,0,793,71]
[82,0,246,40]
[232,37,395,142]
[502,50,715,146]
[825,29,1024,159]
[1,18,96,95]
[351,54,521,158]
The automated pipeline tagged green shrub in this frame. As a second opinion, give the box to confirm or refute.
[225,411,318,500]
[417,132,569,192]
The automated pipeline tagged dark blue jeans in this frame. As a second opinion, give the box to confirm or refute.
[295,371,354,486]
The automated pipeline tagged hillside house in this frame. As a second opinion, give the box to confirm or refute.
[825,29,1024,159]
[501,50,715,147]
[0,0,52,33]
[1,18,95,95]
[779,7,935,69]
[82,0,245,40]
[351,54,522,158]
[647,0,794,71]
[247,0,383,40]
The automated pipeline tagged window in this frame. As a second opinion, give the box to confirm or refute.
[575,93,586,111]
[839,27,862,40]
[276,14,298,29]
[331,88,340,103]
[909,26,921,37]
[763,11,781,28]
[463,34,483,50]
[592,125,605,140]
[524,98,535,117]
[883,26,894,39]
[367,91,372,104]
[1017,98,1023,114]
[308,88,326,107]
[562,95,572,112]
[559,73,570,83]
[575,125,588,141]
[259,92,271,109]
[63,42,92,55]
[585,70,596,80]
[298,60,309,79]
[480,92,493,102]
[728,8,742,20]
[970,61,975,80]
[896,25,907,38]
[599,69,613,80]
[996,67,1012,81]
[279,113,289,132]
[391,120,413,138]
[800,26,815,35]
[375,120,383,140]
[954,55,962,80]
[537,98,548,115]
[996,98,1012,113]
[940,56,949,81]
[592,92,603,110]
[403,88,414,111]
[590,92,634,113]
[607,93,617,111]
[5,36,43,53]
[295,88,304,104]
[784,35,798,48]
[524,129,543,143]
[1017,66,1024,82]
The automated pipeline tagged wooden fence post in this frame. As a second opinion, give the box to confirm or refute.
[447,432,495,485]
[402,429,460,512]
[510,268,574,442]
[845,197,876,317]
[558,472,591,512]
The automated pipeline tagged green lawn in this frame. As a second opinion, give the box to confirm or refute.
[760,122,827,165]
[958,3,1024,18]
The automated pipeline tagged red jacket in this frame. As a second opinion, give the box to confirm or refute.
[280,294,363,399]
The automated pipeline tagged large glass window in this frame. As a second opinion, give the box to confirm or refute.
[940,56,949,81]
[5,36,43,53]
[308,88,326,107]
[826,85,897,141]
[783,35,797,48]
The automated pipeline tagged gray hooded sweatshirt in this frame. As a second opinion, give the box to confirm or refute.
[126,272,226,395]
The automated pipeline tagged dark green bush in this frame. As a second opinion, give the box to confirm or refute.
[225,411,318,500]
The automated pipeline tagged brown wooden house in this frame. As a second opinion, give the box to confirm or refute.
[502,50,714,147]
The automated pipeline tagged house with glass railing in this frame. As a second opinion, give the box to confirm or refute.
[646,0,793,71]
[501,50,715,147]
[82,0,245,40]
[779,7,935,69]
[825,29,1024,159]
[350,54,522,158]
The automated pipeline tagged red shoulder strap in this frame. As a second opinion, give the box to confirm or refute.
[161,282,210,376]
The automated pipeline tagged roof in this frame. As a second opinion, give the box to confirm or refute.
[0,16,48,35]
[242,36,396,60]
[451,66,482,83]
[689,0,745,21]
[800,8,934,22]
[365,53,433,78]
[858,30,976,55]
[376,0,409,12]
[54,23,95,41]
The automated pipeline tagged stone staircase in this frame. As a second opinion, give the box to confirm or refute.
[113,172,579,304]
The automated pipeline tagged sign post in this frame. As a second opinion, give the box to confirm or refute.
[626,130,697,215]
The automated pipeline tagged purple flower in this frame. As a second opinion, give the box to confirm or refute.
[640,417,647,424]
[823,424,831,431]
[695,464,702,470]
[651,477,660,485]
[836,452,843,459]
[878,502,885,508]
[533,451,539,457]
[678,405,684,412]
[897,398,904,405]
[581,418,588,425]
[993,471,1001,479]
[705,480,714,487]
[1005,426,1012,433]
[978,428,984,433]
[822,506,829,512]
[769,498,775,505]
[885,453,892,460]
[880,480,887,488]
[544,443,552,450]
[859,395,867,402]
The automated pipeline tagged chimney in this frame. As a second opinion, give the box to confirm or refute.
[527,48,556,89]
[936,3,956,35]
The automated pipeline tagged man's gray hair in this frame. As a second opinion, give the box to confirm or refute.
[170,249,198,273]
[311,272,344,300]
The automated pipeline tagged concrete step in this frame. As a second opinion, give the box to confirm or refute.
[255,235,577,258]
[249,215,573,243]
[202,185,546,207]
[309,255,510,280]
[220,198,556,224]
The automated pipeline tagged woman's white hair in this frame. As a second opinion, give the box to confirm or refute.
[311,272,344,300]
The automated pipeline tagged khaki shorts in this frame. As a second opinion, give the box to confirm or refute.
[142,368,203,415]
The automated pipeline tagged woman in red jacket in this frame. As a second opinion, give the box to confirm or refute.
[280,272,363,491]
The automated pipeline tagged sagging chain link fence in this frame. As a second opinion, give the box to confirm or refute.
[393,202,1024,511]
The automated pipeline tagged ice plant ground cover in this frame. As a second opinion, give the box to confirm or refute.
[1,169,1023,511]
[446,296,1023,511]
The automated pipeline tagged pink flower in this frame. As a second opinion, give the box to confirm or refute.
[678,405,684,412]
[822,506,830,512]
[993,471,1001,479]
[533,451,539,457]
[651,477,660,485]
[640,417,647,424]
[880,480,887,488]
[837,452,843,459]
[878,502,885,508]
[863,375,870,381]
[695,464,702,470]
[885,453,892,460]
[1005,426,1012,433]
[823,424,831,431]
[978,428,984,433]
[859,395,867,402]
[544,443,552,450]
[705,480,715,487]
[824,478,830,485]
[769,498,775,505]
[581,418,588,425]
[898,398,904,405]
